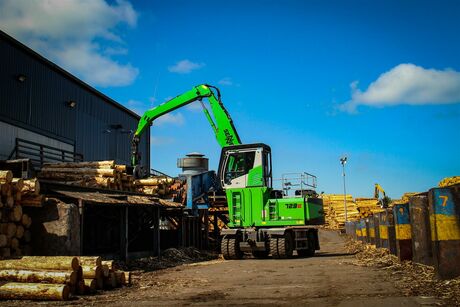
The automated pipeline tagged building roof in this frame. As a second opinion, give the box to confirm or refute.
[0,30,140,120]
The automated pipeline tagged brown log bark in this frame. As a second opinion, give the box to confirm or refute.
[0,171,13,184]
[101,264,109,277]
[15,225,24,239]
[114,271,126,286]
[0,269,77,285]
[9,205,22,222]
[101,260,117,271]
[21,214,32,229]
[82,266,102,279]
[0,256,80,271]
[10,238,19,249]
[21,195,45,207]
[11,178,24,191]
[83,279,96,293]
[6,196,14,208]
[0,282,70,300]
[42,160,115,169]
[78,256,102,267]
[77,280,85,295]
[40,167,115,177]
[20,179,40,196]
[0,223,17,239]
[0,184,10,197]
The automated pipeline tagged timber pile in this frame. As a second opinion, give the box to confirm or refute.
[0,170,37,258]
[38,161,137,192]
[321,194,360,229]
[439,176,460,188]
[0,256,131,301]
[354,198,384,218]
[38,161,186,201]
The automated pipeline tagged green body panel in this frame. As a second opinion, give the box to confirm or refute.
[247,165,264,187]
[226,187,323,228]
[134,84,241,148]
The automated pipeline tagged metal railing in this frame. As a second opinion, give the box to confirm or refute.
[274,172,318,198]
[8,138,83,169]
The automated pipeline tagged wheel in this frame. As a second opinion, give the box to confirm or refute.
[297,230,316,257]
[221,236,243,260]
[252,250,269,259]
[270,233,294,259]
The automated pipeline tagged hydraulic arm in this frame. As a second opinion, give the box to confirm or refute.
[131,84,241,168]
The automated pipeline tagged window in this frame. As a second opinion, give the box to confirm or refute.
[224,151,255,184]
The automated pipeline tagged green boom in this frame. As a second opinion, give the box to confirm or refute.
[131,84,241,166]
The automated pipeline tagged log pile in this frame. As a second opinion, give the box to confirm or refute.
[0,170,37,258]
[321,194,360,229]
[38,161,186,201]
[0,256,131,300]
[38,161,137,192]
[354,198,384,217]
[438,176,460,188]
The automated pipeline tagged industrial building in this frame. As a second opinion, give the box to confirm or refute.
[0,30,150,169]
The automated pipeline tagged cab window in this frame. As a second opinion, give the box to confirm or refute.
[224,151,255,184]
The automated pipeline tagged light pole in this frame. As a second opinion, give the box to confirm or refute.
[340,156,348,222]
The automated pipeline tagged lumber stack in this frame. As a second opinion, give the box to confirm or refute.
[354,198,384,217]
[134,176,186,201]
[0,256,131,301]
[321,194,360,229]
[38,161,137,192]
[0,170,36,258]
[38,161,186,201]
[438,176,460,188]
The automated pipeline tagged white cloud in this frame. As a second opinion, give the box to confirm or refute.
[154,113,185,126]
[185,101,203,112]
[126,99,147,116]
[168,59,205,74]
[340,63,460,113]
[218,77,233,86]
[0,0,139,87]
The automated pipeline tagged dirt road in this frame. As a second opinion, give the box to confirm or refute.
[76,230,442,306]
[2,230,444,306]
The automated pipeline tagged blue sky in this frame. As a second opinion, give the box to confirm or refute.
[1,0,460,198]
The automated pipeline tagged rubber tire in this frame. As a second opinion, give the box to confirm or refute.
[221,237,243,260]
[297,231,316,257]
[252,250,270,259]
[270,234,294,259]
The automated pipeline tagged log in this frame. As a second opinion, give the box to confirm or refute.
[10,238,19,249]
[121,271,131,285]
[78,256,102,267]
[21,214,32,229]
[11,247,22,257]
[101,260,117,271]
[21,195,45,207]
[82,266,102,279]
[0,282,70,300]
[42,160,115,169]
[11,178,24,191]
[77,280,85,295]
[0,223,17,238]
[0,269,77,285]
[0,184,9,196]
[0,256,80,271]
[115,165,127,172]
[15,225,24,239]
[20,179,40,196]
[114,271,126,286]
[6,196,14,208]
[135,177,174,186]
[104,272,117,288]
[40,168,115,177]
[83,279,96,293]
[102,264,109,277]
[0,171,13,184]
[0,234,6,248]
[96,276,104,289]
[9,205,22,222]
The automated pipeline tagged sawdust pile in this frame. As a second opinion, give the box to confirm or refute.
[346,238,460,305]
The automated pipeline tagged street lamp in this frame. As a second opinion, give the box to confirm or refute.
[340,156,348,222]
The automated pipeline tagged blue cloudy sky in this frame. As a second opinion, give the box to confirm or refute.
[1,0,459,198]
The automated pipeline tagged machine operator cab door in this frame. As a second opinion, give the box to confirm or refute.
[218,143,272,189]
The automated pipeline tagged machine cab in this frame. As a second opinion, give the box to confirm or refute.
[218,143,272,189]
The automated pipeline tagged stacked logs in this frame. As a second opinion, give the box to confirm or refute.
[0,170,37,258]
[0,256,131,301]
[38,161,186,201]
[354,198,384,218]
[321,194,360,229]
[38,161,137,192]
[135,176,186,201]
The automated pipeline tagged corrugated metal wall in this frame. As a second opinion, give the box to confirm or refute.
[0,31,149,168]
